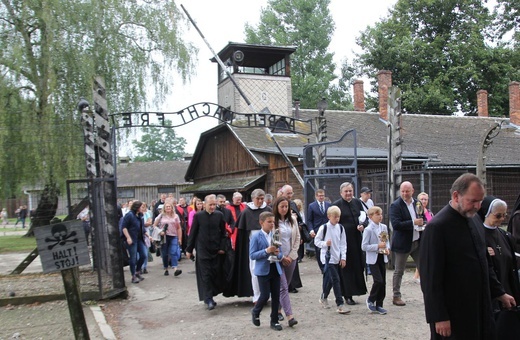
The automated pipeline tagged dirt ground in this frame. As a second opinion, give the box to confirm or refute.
[1,243,430,339]
[104,254,430,340]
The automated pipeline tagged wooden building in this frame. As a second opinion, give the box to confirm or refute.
[117,160,192,204]
[181,43,520,222]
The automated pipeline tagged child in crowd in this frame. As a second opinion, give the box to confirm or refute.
[249,211,284,331]
[361,206,391,315]
[314,206,350,314]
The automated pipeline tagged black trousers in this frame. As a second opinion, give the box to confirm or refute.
[368,254,386,307]
[252,263,281,325]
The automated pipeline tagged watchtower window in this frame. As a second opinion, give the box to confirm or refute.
[269,59,286,76]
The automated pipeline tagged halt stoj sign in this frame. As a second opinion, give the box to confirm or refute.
[34,220,91,274]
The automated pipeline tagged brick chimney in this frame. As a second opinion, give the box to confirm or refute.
[510,81,520,126]
[477,90,488,117]
[377,70,392,121]
[353,80,365,111]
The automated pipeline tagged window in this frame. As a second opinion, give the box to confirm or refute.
[118,188,135,199]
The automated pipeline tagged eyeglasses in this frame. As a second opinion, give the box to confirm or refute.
[492,213,507,219]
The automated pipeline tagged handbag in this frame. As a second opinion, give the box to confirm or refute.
[299,222,312,243]
[495,307,520,340]
[155,242,161,257]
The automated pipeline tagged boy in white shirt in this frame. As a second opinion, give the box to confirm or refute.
[314,206,350,314]
[361,206,391,315]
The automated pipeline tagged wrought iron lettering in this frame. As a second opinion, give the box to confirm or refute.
[110,102,313,135]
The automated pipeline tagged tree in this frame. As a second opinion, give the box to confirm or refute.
[494,0,520,43]
[132,120,186,162]
[327,59,355,111]
[354,0,519,116]
[0,0,196,230]
[244,0,337,109]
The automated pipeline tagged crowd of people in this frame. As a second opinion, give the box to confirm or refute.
[118,175,520,336]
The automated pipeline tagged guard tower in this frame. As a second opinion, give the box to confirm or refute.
[212,42,296,116]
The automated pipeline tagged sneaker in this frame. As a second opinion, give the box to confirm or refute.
[319,297,330,309]
[164,270,169,276]
[337,305,351,314]
[366,299,377,313]
[131,276,140,284]
[251,310,260,327]
[376,306,387,315]
[142,268,148,274]
[135,273,145,281]
[174,269,182,276]
[278,313,284,321]
[270,322,283,331]
[288,318,298,327]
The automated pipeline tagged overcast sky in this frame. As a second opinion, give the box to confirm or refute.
[125,0,399,155]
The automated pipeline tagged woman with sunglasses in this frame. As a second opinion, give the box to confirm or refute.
[477,196,520,339]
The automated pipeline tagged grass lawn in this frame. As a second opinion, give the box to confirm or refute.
[0,235,37,254]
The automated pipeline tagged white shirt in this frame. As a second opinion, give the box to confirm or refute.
[279,219,292,257]
[314,222,347,265]
[405,200,420,242]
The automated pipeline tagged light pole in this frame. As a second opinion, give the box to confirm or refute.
[476,121,505,187]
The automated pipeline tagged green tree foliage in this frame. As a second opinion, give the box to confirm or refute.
[327,59,355,111]
[244,0,338,109]
[0,1,196,207]
[355,0,519,116]
[494,0,520,43]
[132,120,186,162]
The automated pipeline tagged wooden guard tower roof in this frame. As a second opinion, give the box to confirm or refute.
[211,42,296,69]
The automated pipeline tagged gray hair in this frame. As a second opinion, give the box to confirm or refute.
[251,189,265,198]
[339,182,353,192]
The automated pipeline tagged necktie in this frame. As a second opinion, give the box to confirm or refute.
[320,202,324,214]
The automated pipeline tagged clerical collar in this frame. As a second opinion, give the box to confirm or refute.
[483,223,498,230]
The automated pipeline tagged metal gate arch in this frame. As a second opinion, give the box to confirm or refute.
[303,129,359,207]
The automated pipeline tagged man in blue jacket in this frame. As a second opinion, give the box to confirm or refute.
[307,189,331,272]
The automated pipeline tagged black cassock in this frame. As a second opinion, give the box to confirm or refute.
[186,210,228,302]
[229,204,272,297]
[420,205,504,340]
[332,198,367,298]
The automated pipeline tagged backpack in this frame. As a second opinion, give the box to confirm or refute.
[321,223,344,239]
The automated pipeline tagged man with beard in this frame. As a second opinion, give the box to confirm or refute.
[232,189,272,303]
[186,194,228,310]
[420,173,516,339]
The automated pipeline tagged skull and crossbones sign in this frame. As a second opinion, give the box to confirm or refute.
[45,224,78,250]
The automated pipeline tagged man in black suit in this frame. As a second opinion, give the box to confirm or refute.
[389,181,424,306]
[307,189,331,273]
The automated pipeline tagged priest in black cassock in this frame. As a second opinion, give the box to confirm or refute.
[186,194,228,310]
[332,182,367,305]
[230,189,272,301]
[420,174,516,339]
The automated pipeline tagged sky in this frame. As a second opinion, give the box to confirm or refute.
[129,0,399,155]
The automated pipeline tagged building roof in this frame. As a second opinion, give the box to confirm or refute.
[211,42,296,69]
[117,160,191,187]
[180,174,265,194]
[186,109,520,181]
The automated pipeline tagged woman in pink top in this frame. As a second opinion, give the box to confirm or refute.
[154,202,183,277]
[187,198,203,235]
